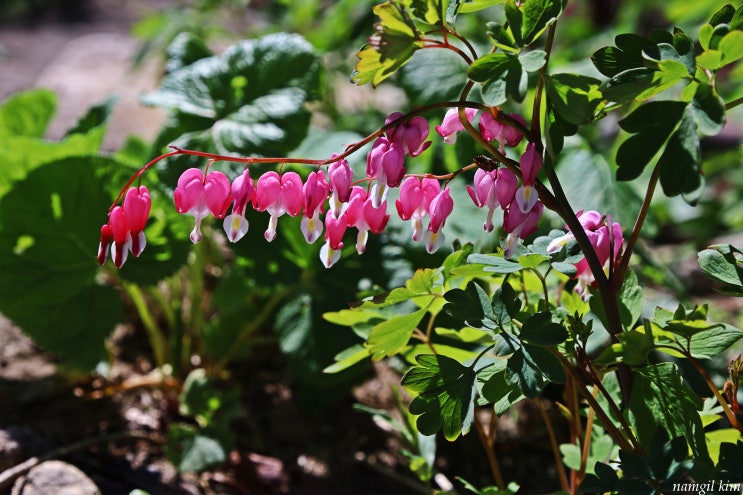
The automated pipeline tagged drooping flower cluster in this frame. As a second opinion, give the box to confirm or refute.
[438,107,544,257]
[98,186,152,268]
[99,108,547,269]
[547,210,624,299]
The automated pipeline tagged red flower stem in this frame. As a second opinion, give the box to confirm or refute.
[421,39,474,65]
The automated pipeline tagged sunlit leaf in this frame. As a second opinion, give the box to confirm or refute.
[0,88,56,139]
[403,354,478,440]
[352,1,424,86]
[628,363,709,462]
[143,33,322,161]
[367,307,428,359]
[0,157,125,370]
[545,73,604,125]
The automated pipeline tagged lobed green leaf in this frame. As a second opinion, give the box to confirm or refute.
[403,354,478,441]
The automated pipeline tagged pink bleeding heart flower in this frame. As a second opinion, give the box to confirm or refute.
[479,112,526,149]
[320,209,347,268]
[502,198,543,258]
[395,177,440,242]
[223,169,255,243]
[109,206,131,268]
[175,168,233,243]
[344,186,389,254]
[301,170,330,244]
[97,223,113,266]
[366,136,406,207]
[123,186,151,257]
[328,155,353,214]
[435,107,477,144]
[386,112,431,157]
[515,143,542,213]
[254,171,303,242]
[424,187,454,254]
[546,210,624,299]
[467,168,518,232]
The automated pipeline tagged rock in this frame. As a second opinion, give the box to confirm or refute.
[11,460,100,495]
[0,429,23,472]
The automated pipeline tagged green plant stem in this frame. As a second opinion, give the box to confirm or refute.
[188,240,206,363]
[725,94,743,110]
[531,22,556,145]
[212,285,296,374]
[170,271,185,377]
[585,361,640,450]
[473,411,505,490]
[123,282,167,369]
[536,398,570,493]
[613,163,661,290]
[530,268,551,310]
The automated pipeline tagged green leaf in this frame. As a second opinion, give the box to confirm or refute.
[164,32,213,74]
[520,0,563,46]
[0,131,105,201]
[64,95,118,137]
[179,369,241,426]
[601,64,688,103]
[505,346,545,397]
[323,344,371,374]
[720,30,743,63]
[403,354,478,441]
[166,424,226,472]
[367,307,428,359]
[480,361,525,415]
[519,50,547,72]
[360,268,443,309]
[410,0,442,24]
[469,50,529,106]
[698,245,743,292]
[399,47,469,105]
[143,33,322,159]
[688,325,743,359]
[618,269,643,331]
[352,1,423,86]
[518,253,550,269]
[456,0,507,14]
[0,88,57,139]
[491,283,521,326]
[0,157,125,370]
[468,53,515,82]
[710,4,735,26]
[615,101,686,182]
[520,312,568,345]
[467,253,523,273]
[545,73,604,125]
[591,34,654,77]
[443,280,497,329]
[504,0,524,47]
[698,30,743,70]
[691,82,726,137]
[323,309,385,327]
[595,327,653,366]
[657,108,701,196]
[628,363,709,463]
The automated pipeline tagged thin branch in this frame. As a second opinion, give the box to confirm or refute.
[474,411,505,490]
[536,398,570,493]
